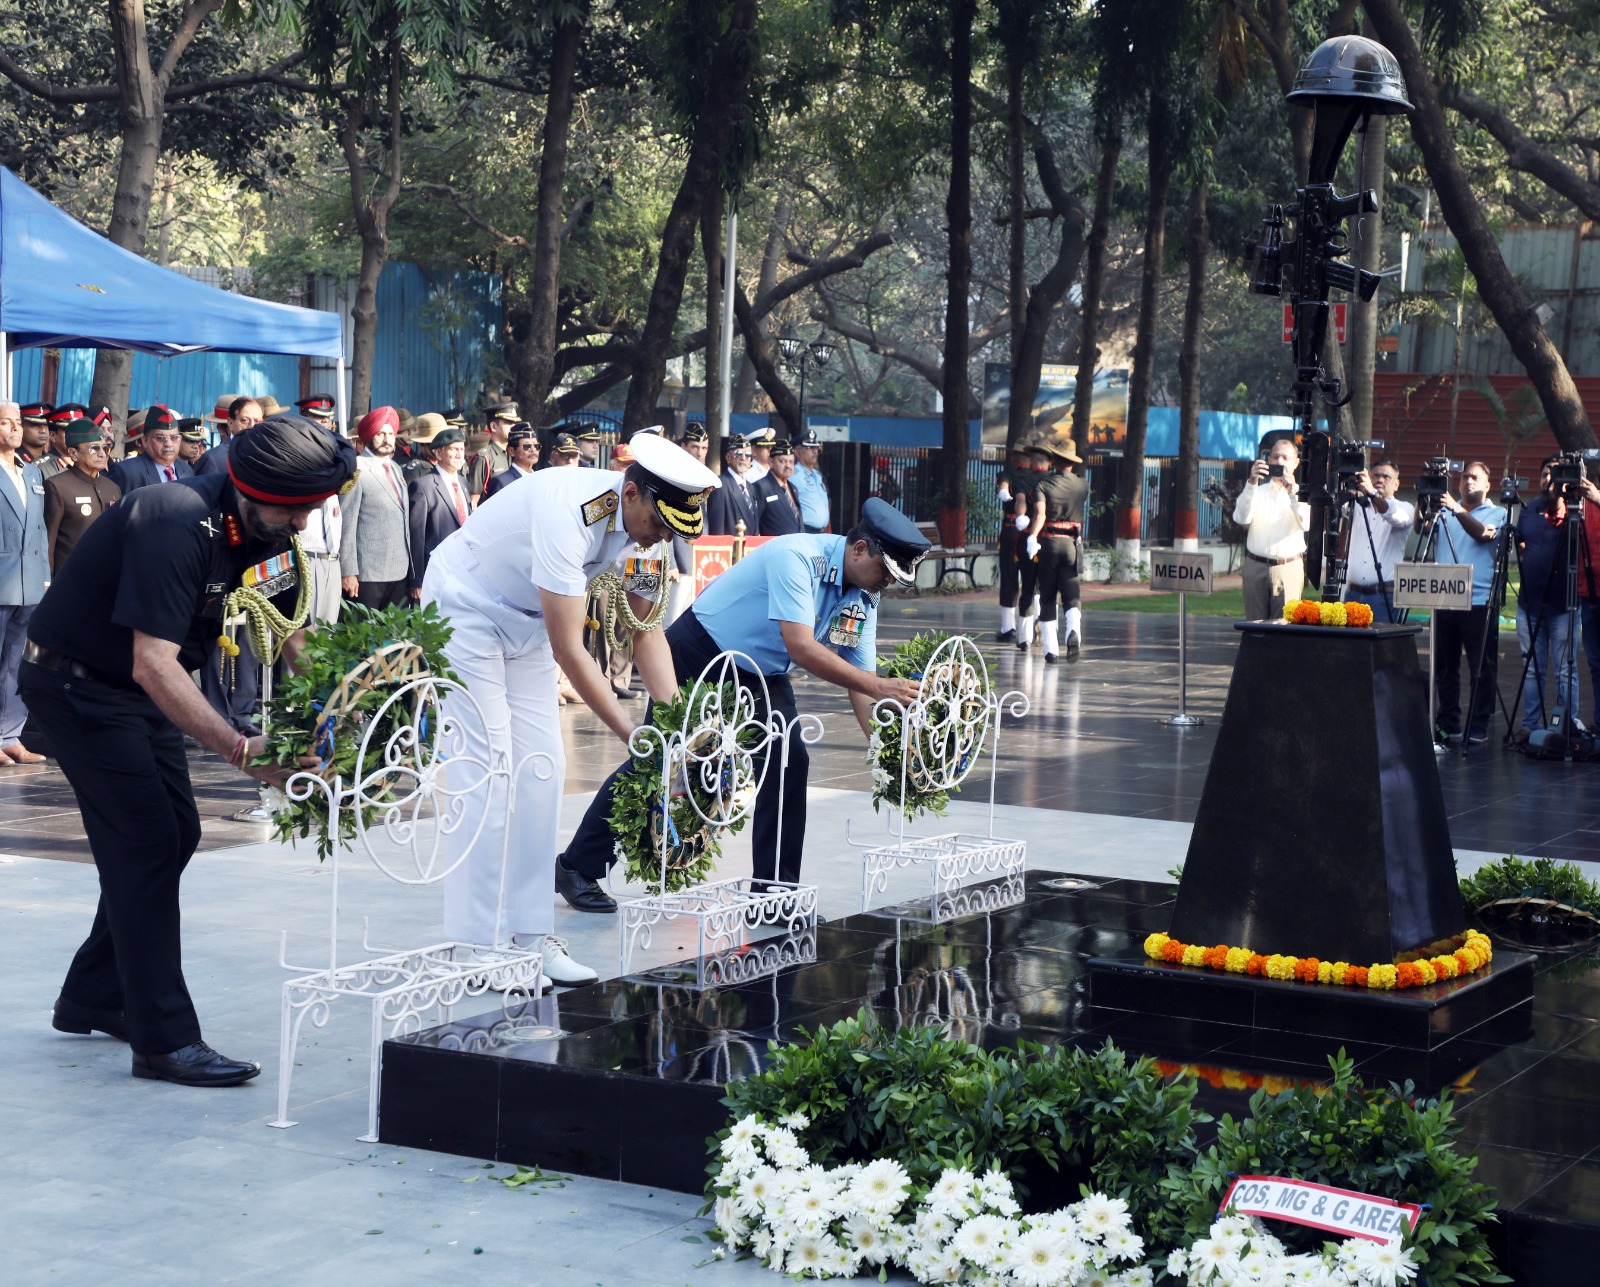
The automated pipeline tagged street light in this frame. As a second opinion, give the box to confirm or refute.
[776,331,835,436]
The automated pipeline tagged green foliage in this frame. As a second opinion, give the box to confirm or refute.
[1164,1051,1508,1285]
[1460,854,1600,918]
[870,631,991,821]
[715,1014,1205,1247]
[607,682,758,891]
[259,602,459,863]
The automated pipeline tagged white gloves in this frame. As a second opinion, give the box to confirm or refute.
[1025,535,1041,559]
[1014,514,1030,532]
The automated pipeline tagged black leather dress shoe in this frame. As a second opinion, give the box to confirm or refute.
[995,628,1016,643]
[555,859,617,912]
[53,996,129,1043]
[131,1041,261,1086]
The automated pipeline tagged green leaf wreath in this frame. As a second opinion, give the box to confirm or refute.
[869,631,991,822]
[256,602,459,863]
[608,683,761,892]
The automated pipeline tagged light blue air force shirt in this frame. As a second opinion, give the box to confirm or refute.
[1432,501,1507,606]
[792,461,830,529]
[692,533,877,675]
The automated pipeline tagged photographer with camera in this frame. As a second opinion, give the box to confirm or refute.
[1416,461,1506,744]
[1511,457,1578,745]
[1232,436,1311,621]
[1343,459,1412,623]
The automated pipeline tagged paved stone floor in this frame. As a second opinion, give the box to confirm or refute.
[1,592,1595,1283]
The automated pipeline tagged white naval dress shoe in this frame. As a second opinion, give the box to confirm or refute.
[540,934,598,986]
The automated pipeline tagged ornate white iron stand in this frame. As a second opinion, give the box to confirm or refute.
[856,634,1031,922]
[268,674,552,1141]
[617,650,823,986]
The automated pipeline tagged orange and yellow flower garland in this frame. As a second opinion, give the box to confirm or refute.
[1283,599,1375,628]
[1142,928,1493,991]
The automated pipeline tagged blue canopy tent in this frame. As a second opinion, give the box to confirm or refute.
[0,165,346,426]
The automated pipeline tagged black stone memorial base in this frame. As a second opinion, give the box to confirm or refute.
[378,872,1599,1282]
[1170,622,1466,965]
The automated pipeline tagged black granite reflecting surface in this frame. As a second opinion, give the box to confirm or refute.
[381,868,1600,1279]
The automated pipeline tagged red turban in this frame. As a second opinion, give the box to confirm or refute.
[357,405,400,445]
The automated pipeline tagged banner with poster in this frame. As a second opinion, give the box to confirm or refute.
[690,536,774,596]
[981,362,1130,453]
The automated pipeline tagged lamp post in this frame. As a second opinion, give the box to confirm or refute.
[776,332,835,437]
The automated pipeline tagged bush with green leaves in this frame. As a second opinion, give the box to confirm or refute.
[1460,854,1600,919]
[258,601,458,862]
[714,1013,1205,1248]
[1161,1051,1508,1286]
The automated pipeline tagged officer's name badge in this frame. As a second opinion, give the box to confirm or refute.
[581,490,619,526]
[244,552,297,597]
[828,601,868,648]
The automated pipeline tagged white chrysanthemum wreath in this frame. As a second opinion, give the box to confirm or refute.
[709,1113,1421,1287]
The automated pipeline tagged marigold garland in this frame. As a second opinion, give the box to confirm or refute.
[1283,598,1375,628]
[1143,928,1492,991]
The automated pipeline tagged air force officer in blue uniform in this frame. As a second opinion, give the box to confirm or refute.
[555,499,930,910]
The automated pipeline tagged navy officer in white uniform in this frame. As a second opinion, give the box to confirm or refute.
[556,499,929,911]
[422,432,720,983]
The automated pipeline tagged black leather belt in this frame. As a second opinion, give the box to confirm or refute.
[22,642,121,685]
[1044,524,1081,536]
[1246,551,1301,566]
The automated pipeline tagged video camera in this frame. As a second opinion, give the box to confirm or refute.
[1548,450,1600,506]
[1335,438,1385,507]
[1415,456,1463,520]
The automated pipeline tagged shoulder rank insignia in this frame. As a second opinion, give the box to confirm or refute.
[223,514,243,546]
[581,490,620,527]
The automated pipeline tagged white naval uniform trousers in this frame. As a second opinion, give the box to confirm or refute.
[424,537,564,946]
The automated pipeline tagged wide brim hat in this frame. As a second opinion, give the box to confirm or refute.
[630,433,721,539]
[1032,434,1083,465]
[257,396,283,416]
[410,412,449,444]
[209,393,246,422]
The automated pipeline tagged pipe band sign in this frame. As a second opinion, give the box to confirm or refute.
[1221,1176,1421,1246]
[1392,562,1473,611]
[1149,551,1214,594]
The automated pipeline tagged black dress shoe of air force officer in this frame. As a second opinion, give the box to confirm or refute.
[556,857,618,912]
[132,1041,262,1087]
[53,996,130,1043]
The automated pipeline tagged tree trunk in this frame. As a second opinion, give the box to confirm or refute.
[622,0,758,433]
[702,186,724,457]
[1115,93,1174,574]
[1348,112,1384,439]
[1010,140,1088,457]
[1175,176,1208,551]
[734,196,791,413]
[514,5,585,423]
[349,230,385,418]
[1362,0,1594,448]
[939,0,977,549]
[1004,30,1027,453]
[1072,119,1121,459]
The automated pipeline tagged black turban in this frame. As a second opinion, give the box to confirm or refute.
[228,414,358,506]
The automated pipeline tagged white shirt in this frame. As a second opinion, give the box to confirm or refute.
[745,461,769,484]
[1344,496,1414,587]
[451,468,642,610]
[1232,480,1310,558]
[0,455,25,510]
[297,495,343,555]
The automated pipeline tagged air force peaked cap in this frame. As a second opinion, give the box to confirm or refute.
[629,432,721,539]
[858,497,930,586]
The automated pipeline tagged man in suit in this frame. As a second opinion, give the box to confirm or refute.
[401,413,447,482]
[339,406,413,610]
[37,405,79,481]
[193,395,263,476]
[44,418,121,574]
[0,400,52,765]
[484,424,541,500]
[706,434,758,536]
[754,438,805,536]
[408,425,470,599]
[107,406,192,494]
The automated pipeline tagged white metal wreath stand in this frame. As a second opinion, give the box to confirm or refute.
[617,650,823,987]
[854,634,1031,923]
[268,675,552,1141]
